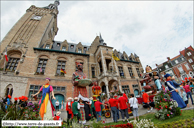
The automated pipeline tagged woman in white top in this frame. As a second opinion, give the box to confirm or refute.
[61,100,64,110]
[129,94,139,121]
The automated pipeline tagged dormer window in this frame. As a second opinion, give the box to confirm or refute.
[57,43,60,47]
[78,48,82,53]
[45,44,50,49]
[165,65,169,69]
[71,45,74,49]
[62,46,66,51]
[187,52,191,56]
[84,47,87,51]
[175,60,178,64]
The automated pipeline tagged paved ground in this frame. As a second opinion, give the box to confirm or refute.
[54,94,194,125]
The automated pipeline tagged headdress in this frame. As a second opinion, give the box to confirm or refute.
[46,78,51,81]
[164,74,171,79]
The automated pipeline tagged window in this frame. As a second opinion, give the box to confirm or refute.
[175,60,178,64]
[76,62,83,71]
[184,63,190,70]
[6,58,20,71]
[56,61,66,75]
[91,67,95,78]
[122,85,130,94]
[165,65,169,69]
[45,44,50,49]
[28,85,42,98]
[178,66,184,73]
[136,68,141,77]
[189,59,193,63]
[70,45,74,49]
[132,85,138,88]
[57,43,60,47]
[62,46,66,51]
[78,48,82,53]
[182,57,184,61]
[36,59,47,74]
[187,52,191,56]
[118,66,124,76]
[128,67,134,77]
[84,47,87,51]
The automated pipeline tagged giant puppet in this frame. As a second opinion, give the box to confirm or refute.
[72,62,92,98]
[32,78,55,120]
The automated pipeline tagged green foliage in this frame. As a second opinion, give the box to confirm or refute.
[0,99,41,120]
[154,90,182,120]
[90,120,104,128]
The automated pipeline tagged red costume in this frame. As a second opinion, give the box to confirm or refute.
[66,101,74,118]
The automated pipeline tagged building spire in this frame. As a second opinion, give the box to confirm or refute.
[99,33,104,44]
[54,0,60,7]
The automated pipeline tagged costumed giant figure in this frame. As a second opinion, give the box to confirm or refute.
[164,74,186,108]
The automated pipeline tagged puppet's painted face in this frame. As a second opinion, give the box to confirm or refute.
[78,65,83,71]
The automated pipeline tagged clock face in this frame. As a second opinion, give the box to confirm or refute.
[32,15,42,20]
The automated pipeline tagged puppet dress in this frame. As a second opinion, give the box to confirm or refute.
[166,81,186,108]
[78,103,86,124]
[73,72,87,97]
[38,84,55,120]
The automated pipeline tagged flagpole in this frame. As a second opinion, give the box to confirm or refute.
[3,46,7,72]
[3,58,6,72]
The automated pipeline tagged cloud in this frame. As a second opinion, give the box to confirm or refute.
[1,1,193,72]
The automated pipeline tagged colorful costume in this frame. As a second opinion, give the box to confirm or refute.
[73,72,87,97]
[78,102,86,124]
[166,81,186,108]
[66,101,74,119]
[38,84,55,120]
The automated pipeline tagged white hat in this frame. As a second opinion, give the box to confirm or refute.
[74,97,78,100]
[89,97,93,100]
[56,111,61,116]
[67,97,72,101]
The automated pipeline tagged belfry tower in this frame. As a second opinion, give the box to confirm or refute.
[0,0,60,75]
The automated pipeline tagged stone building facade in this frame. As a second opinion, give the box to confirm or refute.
[0,1,143,105]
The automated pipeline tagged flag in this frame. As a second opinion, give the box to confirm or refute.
[112,52,120,61]
[60,69,64,73]
[4,47,8,62]
[40,67,42,73]
[61,69,66,74]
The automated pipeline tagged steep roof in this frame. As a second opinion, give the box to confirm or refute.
[180,46,194,56]
[170,55,181,61]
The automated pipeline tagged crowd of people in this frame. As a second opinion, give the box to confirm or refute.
[1,74,194,125]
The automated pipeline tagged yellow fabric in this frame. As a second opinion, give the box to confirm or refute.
[43,84,50,114]
[112,52,120,61]
[44,93,49,113]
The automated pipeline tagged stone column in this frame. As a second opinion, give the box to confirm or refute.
[118,80,123,93]
[101,50,107,76]
[105,79,110,98]
[132,65,138,78]
[113,59,119,76]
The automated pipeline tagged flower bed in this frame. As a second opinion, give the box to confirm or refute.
[154,90,182,120]
[0,96,41,120]
[130,119,156,128]
[103,123,133,128]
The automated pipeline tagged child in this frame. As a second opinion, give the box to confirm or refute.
[180,87,189,108]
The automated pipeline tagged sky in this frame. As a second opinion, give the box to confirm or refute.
[1,0,193,71]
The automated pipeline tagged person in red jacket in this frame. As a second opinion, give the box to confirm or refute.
[114,95,120,120]
[108,95,117,123]
[66,97,74,125]
[118,93,129,122]
[94,98,107,122]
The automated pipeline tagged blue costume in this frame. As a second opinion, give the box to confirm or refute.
[166,81,186,108]
[5,98,10,109]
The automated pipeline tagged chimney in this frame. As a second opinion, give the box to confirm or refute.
[167,57,170,61]
[156,64,158,67]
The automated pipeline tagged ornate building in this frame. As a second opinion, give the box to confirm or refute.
[0,1,144,107]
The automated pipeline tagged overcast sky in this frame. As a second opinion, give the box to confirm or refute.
[1,0,193,71]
